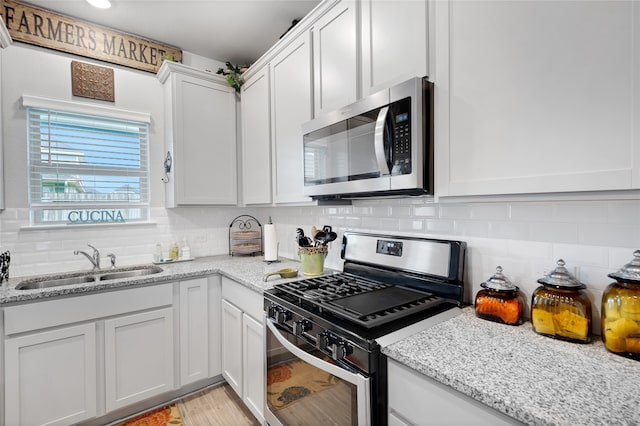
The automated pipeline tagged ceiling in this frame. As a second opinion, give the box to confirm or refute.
[22,0,322,65]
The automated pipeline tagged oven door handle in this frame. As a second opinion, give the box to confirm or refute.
[266,319,371,425]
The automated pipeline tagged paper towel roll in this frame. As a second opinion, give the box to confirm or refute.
[263,223,278,261]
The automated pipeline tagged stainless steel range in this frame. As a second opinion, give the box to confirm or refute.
[264,232,466,426]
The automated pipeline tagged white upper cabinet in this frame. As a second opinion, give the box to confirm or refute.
[361,0,428,97]
[270,32,314,204]
[240,67,272,205]
[434,0,640,197]
[158,62,238,206]
[313,0,358,116]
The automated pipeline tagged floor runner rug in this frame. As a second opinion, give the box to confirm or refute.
[116,403,183,426]
[267,359,340,409]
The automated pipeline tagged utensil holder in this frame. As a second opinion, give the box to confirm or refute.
[298,246,328,276]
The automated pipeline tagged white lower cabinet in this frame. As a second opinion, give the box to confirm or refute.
[387,359,522,425]
[221,276,264,423]
[242,313,264,420]
[221,299,243,394]
[2,278,226,426]
[104,308,174,412]
[4,323,97,426]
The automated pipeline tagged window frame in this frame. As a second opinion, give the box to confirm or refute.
[22,95,152,227]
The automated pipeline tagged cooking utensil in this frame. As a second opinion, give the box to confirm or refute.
[263,268,299,281]
[296,228,312,247]
[313,230,328,246]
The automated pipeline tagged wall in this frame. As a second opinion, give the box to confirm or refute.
[1,43,639,335]
[0,43,252,276]
[264,195,640,332]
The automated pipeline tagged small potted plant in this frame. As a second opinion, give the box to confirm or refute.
[216,61,247,92]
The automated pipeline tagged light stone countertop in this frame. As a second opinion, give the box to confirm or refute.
[383,307,640,426]
[0,255,322,305]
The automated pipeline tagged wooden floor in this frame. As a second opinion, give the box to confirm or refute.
[177,383,260,426]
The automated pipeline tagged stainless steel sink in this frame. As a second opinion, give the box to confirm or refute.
[16,274,97,290]
[15,266,163,290]
[98,266,163,281]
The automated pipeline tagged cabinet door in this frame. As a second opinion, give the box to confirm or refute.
[208,275,222,377]
[180,278,209,386]
[5,323,97,426]
[388,359,521,425]
[104,308,174,412]
[270,32,313,204]
[241,67,272,205]
[242,312,264,422]
[313,0,358,116]
[172,72,237,205]
[435,0,640,196]
[221,298,243,397]
[361,0,428,96]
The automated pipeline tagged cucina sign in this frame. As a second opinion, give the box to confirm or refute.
[0,0,182,73]
[68,210,126,224]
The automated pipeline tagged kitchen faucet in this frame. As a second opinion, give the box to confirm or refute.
[74,244,101,270]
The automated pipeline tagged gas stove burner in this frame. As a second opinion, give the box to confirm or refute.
[272,272,447,328]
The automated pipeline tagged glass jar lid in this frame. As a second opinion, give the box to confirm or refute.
[608,250,640,284]
[537,259,586,289]
[480,266,519,292]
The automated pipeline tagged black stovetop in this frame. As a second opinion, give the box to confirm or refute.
[272,272,447,329]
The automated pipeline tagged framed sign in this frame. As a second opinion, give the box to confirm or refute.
[71,61,115,102]
[0,0,182,73]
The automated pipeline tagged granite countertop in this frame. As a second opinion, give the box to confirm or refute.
[0,255,317,305]
[383,308,640,426]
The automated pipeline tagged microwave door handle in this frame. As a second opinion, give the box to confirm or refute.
[374,106,391,176]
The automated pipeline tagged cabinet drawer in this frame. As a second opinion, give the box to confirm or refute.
[4,283,173,335]
[221,276,263,320]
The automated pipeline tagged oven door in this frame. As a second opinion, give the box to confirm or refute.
[264,319,371,426]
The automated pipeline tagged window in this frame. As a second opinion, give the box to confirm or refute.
[25,96,150,226]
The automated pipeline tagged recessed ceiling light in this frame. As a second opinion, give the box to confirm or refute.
[86,0,111,9]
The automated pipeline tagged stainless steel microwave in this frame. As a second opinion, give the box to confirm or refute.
[302,77,433,200]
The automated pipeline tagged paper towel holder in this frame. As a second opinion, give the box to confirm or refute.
[263,216,280,264]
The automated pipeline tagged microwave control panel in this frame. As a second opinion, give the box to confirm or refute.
[391,97,412,175]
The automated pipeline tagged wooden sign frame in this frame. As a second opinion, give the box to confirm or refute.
[0,0,182,73]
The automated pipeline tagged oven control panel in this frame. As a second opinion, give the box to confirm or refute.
[376,239,403,257]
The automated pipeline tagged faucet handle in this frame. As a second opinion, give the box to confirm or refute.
[87,244,98,253]
[106,253,116,269]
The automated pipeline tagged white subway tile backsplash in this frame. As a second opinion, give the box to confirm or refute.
[552,202,607,223]
[606,201,640,224]
[389,206,412,217]
[529,222,579,243]
[509,203,553,222]
[379,218,400,231]
[413,205,438,217]
[371,206,391,217]
[488,221,530,240]
[471,203,509,220]
[439,204,473,219]
[361,217,382,229]
[425,219,453,233]
[579,223,640,247]
[505,240,553,260]
[552,244,609,268]
[453,220,489,238]
[399,219,424,232]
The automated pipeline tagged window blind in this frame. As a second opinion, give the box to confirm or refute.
[27,107,150,225]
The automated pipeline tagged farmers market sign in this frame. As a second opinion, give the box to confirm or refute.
[0,0,182,73]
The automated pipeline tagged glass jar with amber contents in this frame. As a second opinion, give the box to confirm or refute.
[602,250,640,360]
[531,259,592,343]
[475,266,525,325]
